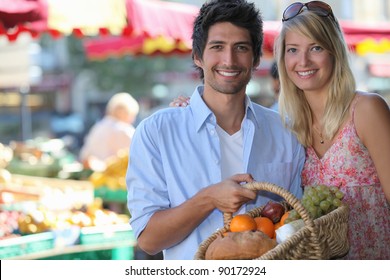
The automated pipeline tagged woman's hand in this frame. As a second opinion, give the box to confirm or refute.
[169,95,190,107]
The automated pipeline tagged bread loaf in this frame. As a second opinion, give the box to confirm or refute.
[205,230,277,260]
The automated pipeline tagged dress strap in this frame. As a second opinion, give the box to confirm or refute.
[350,94,360,122]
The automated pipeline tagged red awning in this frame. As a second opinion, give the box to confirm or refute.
[125,0,197,43]
[0,0,199,56]
[83,0,198,58]
[340,20,390,52]
[84,20,282,60]
[0,0,198,40]
[1,1,390,57]
[0,0,48,40]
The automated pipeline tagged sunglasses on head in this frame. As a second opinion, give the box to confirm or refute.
[282,1,335,22]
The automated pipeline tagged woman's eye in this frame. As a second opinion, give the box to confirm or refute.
[312,46,323,52]
[286,47,297,53]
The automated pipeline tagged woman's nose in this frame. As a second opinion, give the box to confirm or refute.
[298,51,310,67]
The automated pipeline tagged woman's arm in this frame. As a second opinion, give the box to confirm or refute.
[355,93,390,202]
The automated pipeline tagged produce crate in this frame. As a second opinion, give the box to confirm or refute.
[79,224,136,260]
[40,248,129,260]
[79,224,135,245]
[0,232,55,259]
[8,174,94,210]
[94,186,127,203]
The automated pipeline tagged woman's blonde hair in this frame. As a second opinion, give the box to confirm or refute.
[275,11,356,147]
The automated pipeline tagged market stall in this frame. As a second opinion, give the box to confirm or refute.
[0,141,134,260]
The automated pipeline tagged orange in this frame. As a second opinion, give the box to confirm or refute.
[254,216,275,239]
[273,222,282,239]
[280,211,290,226]
[229,214,257,232]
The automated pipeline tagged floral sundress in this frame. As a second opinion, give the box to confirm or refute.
[301,97,390,259]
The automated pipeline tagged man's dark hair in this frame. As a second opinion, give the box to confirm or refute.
[192,0,264,80]
[270,61,279,79]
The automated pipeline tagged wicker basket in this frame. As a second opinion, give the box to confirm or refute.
[194,182,349,260]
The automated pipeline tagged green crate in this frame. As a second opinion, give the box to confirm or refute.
[94,187,127,203]
[0,232,55,259]
[40,246,134,260]
[79,224,135,245]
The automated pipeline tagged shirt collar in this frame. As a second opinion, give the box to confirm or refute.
[244,94,261,129]
[190,86,214,132]
[189,85,261,132]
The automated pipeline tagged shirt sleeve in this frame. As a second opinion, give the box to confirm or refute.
[288,140,305,199]
[126,118,170,239]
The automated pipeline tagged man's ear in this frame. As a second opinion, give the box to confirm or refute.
[253,58,260,70]
[193,53,203,68]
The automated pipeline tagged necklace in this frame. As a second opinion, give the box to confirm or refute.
[313,125,325,144]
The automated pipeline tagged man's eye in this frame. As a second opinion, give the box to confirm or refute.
[237,45,249,51]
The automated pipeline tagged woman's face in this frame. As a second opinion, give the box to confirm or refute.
[284,30,334,96]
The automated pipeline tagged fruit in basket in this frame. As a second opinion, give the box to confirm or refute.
[301,185,345,219]
[283,185,346,223]
[275,219,305,244]
[280,211,290,226]
[260,200,285,223]
[205,230,277,260]
[254,216,275,239]
[229,214,257,232]
[284,209,301,224]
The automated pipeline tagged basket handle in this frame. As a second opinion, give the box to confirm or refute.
[223,181,315,229]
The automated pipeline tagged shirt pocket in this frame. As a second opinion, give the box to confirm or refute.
[249,162,300,202]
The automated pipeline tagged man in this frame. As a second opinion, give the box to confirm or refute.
[126,0,305,260]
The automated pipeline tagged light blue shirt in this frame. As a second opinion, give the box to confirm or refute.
[126,86,305,260]
[270,101,279,112]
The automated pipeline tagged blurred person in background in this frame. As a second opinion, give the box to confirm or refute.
[79,92,139,170]
[269,61,280,112]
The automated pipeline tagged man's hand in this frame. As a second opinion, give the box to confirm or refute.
[202,173,257,213]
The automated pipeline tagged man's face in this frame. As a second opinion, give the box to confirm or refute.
[194,22,258,96]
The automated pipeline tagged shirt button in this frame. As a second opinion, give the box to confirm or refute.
[210,129,215,135]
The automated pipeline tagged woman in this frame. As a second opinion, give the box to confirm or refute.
[275,1,390,259]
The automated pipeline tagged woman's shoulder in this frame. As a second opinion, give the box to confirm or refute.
[354,91,389,114]
[353,91,390,141]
